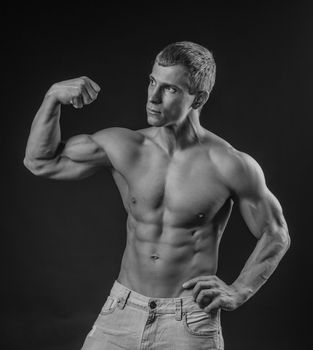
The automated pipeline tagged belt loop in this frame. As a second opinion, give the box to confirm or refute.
[175,299,182,321]
[117,289,131,310]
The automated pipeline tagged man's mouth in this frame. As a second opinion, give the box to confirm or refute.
[147,107,161,115]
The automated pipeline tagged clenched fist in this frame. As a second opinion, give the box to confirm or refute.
[46,76,101,109]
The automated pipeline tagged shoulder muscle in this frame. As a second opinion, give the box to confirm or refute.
[212,146,267,199]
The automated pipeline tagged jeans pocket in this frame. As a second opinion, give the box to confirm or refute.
[183,310,219,338]
[99,295,118,316]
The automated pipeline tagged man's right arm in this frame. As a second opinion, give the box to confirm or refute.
[23,76,112,180]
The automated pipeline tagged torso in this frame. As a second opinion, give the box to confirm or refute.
[103,126,235,298]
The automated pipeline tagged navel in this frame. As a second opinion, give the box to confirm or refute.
[131,196,136,204]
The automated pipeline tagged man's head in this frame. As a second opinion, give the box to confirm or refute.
[156,41,216,98]
[146,41,216,127]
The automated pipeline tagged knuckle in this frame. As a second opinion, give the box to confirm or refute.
[78,78,85,86]
[199,290,206,297]
[221,299,230,308]
[218,297,224,304]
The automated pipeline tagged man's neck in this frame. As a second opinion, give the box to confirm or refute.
[155,110,205,155]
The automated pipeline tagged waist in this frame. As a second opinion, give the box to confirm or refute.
[110,278,221,319]
[119,243,217,297]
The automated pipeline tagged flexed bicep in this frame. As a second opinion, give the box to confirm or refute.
[35,132,112,180]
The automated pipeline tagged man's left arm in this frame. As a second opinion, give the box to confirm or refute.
[182,152,291,313]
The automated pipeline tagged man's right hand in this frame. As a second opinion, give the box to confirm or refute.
[45,76,101,109]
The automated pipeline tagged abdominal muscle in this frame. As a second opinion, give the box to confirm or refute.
[117,215,220,298]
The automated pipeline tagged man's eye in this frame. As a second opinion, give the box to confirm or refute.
[149,78,155,85]
[166,86,177,93]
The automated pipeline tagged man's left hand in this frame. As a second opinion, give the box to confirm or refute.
[182,275,245,314]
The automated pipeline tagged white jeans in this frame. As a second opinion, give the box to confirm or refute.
[81,280,224,350]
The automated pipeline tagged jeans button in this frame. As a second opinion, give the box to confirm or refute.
[149,300,157,309]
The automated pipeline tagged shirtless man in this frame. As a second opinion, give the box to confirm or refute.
[24,42,290,350]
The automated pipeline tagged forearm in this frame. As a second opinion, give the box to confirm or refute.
[24,93,62,167]
[231,229,290,302]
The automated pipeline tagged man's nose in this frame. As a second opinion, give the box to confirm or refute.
[149,86,162,104]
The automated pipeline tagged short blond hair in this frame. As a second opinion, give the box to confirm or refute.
[155,41,216,95]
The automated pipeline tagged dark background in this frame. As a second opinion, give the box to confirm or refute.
[2,2,312,349]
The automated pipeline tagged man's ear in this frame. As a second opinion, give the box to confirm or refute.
[191,91,209,109]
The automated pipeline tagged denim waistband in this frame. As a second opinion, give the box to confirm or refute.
[108,279,221,323]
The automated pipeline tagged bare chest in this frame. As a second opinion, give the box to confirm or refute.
[113,141,231,226]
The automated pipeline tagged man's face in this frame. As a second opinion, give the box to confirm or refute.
[146,63,196,127]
